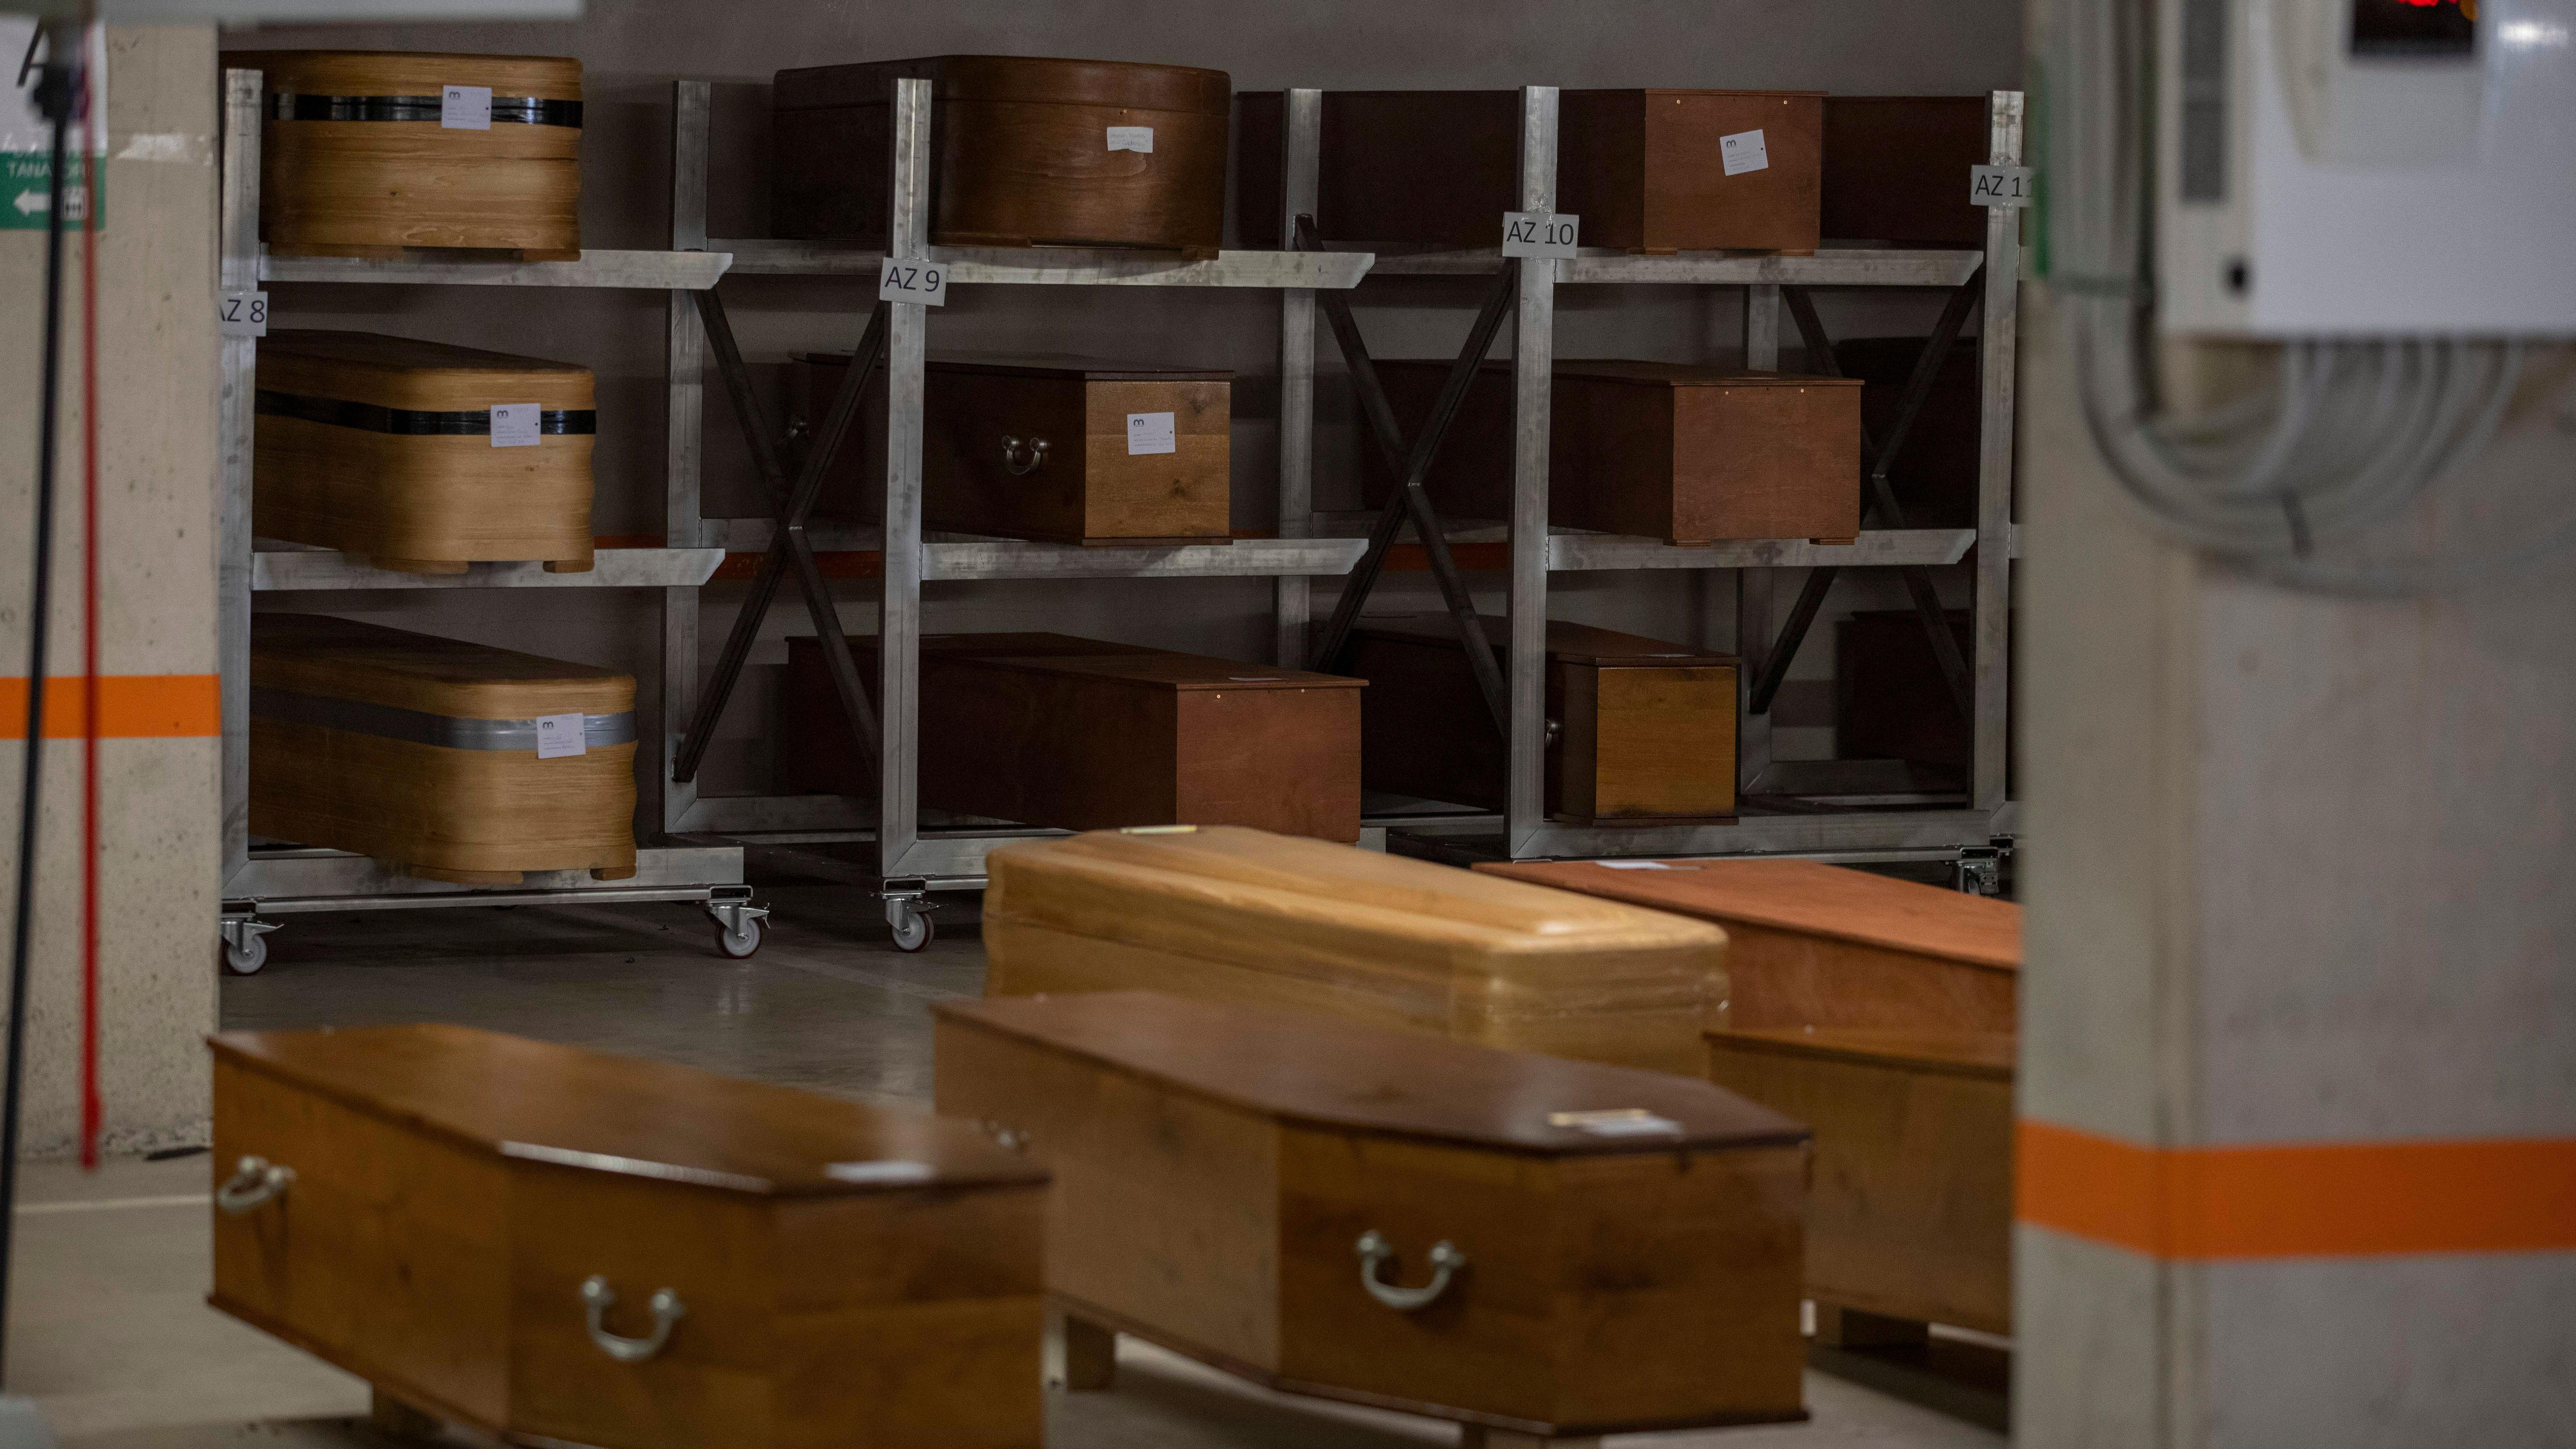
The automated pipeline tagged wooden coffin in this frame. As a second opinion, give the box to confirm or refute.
[781,633,1363,842]
[774,56,1229,253]
[255,330,596,574]
[1347,615,1738,823]
[981,824,1730,1075]
[1357,360,1864,543]
[250,613,637,884]
[1837,608,1992,771]
[1478,858,2018,1035]
[1239,90,1824,253]
[935,991,1810,1437]
[1834,336,1983,528]
[228,51,582,258]
[210,1023,1049,1449]
[1705,1027,2013,1335]
[1820,96,1992,247]
[794,352,1231,545]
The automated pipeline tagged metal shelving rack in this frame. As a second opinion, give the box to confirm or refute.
[214,69,765,973]
[658,80,2023,931]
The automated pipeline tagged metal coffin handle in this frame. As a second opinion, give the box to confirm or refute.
[580,1276,687,1363]
[216,1155,295,1215]
[1355,1230,1466,1311]
[1000,435,1051,476]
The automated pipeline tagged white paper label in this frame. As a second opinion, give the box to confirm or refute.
[533,712,585,759]
[1969,164,2035,209]
[218,290,268,338]
[1126,411,1177,455]
[1500,210,1580,258]
[1595,859,1693,871]
[1547,1109,1686,1138]
[440,84,492,131]
[489,403,541,448]
[877,256,948,306]
[1719,128,1770,176]
[825,1159,937,1185]
[1105,125,1154,153]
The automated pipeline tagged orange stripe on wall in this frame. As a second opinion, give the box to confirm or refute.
[0,675,222,739]
[2018,1119,2576,1259]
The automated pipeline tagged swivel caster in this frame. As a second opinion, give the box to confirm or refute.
[707,895,769,959]
[885,893,935,953]
[219,913,280,976]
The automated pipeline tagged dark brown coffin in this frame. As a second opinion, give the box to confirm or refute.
[1348,616,1737,823]
[1820,96,1992,247]
[1240,90,1823,253]
[935,991,1811,1436]
[795,352,1232,545]
[1358,360,1864,543]
[782,632,1364,841]
[774,56,1229,252]
[1833,335,1983,528]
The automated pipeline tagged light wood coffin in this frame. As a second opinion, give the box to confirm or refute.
[980,825,1729,1075]
[209,1023,1050,1449]
[934,991,1809,1437]
[1705,1027,2013,1335]
[1478,858,2019,1034]
[254,330,596,574]
[774,55,1230,253]
[228,51,582,258]
[249,613,637,884]
[1347,615,1738,823]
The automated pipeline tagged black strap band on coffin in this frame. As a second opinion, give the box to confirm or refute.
[268,93,584,127]
[256,391,596,437]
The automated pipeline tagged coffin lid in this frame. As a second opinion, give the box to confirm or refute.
[985,826,1726,982]
[252,613,634,720]
[1352,614,1736,668]
[212,1024,1049,1196]
[1481,858,2020,972]
[941,992,1807,1155]
[226,51,583,101]
[800,350,1232,382]
[1376,358,1859,389]
[259,330,594,412]
[1709,1025,2016,1082]
[776,55,1230,116]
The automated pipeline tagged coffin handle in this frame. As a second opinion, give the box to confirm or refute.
[215,1155,295,1215]
[1000,435,1051,476]
[1355,1230,1466,1311]
[580,1276,687,1363]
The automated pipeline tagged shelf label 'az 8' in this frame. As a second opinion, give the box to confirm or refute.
[878,257,949,306]
[1501,211,1580,259]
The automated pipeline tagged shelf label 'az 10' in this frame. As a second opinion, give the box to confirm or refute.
[878,257,949,306]
[1501,211,1580,259]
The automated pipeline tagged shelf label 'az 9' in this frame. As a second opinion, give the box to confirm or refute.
[1500,211,1580,259]
[1969,165,2035,209]
[878,257,949,306]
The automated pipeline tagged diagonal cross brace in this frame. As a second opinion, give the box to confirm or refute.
[1747,273,1984,723]
[1296,216,1516,738]
[672,292,889,786]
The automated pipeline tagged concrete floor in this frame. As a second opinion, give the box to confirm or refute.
[12,882,2006,1449]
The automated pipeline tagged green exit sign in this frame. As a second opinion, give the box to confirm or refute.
[1,153,102,231]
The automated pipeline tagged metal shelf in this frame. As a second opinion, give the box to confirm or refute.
[226,844,743,909]
[252,545,724,591]
[1301,513,1980,571]
[260,248,732,290]
[707,239,1371,289]
[699,520,1368,581]
[1361,246,1982,287]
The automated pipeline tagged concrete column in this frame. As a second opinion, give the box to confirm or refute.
[2015,277,2576,1443]
[0,26,221,1156]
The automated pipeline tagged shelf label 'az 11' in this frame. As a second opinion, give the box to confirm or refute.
[878,257,949,306]
[1969,165,2035,209]
[1501,211,1580,259]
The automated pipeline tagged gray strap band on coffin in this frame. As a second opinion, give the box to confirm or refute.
[251,687,635,751]
[269,93,585,127]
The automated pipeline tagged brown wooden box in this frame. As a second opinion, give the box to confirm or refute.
[1834,336,1984,528]
[773,56,1229,252]
[795,353,1230,546]
[1358,360,1864,543]
[935,991,1810,1437]
[1836,608,1985,770]
[981,825,1730,1076]
[255,330,596,574]
[781,633,1363,842]
[227,51,582,259]
[1706,1027,2013,1335]
[1239,90,1823,253]
[1478,858,2019,1035]
[1820,96,1992,247]
[1348,616,1738,823]
[210,1023,1049,1449]
[250,613,636,885]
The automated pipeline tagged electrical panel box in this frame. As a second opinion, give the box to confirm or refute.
[2158,0,2576,335]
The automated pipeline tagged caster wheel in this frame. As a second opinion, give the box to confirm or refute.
[222,933,269,976]
[714,915,763,959]
[889,905,934,953]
